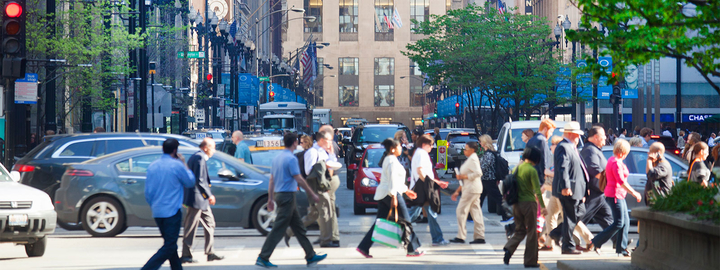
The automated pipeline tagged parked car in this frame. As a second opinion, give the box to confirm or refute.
[344,124,411,189]
[1,166,56,257]
[496,121,580,170]
[600,146,688,216]
[54,146,309,237]
[446,131,480,172]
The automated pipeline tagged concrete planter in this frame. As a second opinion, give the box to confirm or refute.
[631,207,720,270]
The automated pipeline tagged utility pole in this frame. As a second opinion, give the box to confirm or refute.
[676,58,682,132]
[45,0,56,133]
[139,0,148,132]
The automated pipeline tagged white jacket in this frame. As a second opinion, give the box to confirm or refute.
[375,155,409,200]
[459,153,483,194]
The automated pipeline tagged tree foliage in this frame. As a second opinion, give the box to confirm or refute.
[568,0,720,95]
[403,4,573,131]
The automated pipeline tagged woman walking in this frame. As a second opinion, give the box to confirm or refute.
[449,142,486,244]
[503,147,546,268]
[590,139,642,257]
[356,139,423,258]
[478,135,511,221]
[687,141,711,187]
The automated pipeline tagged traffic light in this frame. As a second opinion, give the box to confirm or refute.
[610,85,622,105]
[2,0,26,78]
[455,102,460,115]
[206,73,213,81]
[269,91,275,102]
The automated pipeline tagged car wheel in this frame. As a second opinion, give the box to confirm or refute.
[24,236,47,257]
[346,171,354,190]
[251,197,276,236]
[81,196,126,237]
[353,200,365,215]
[56,219,83,231]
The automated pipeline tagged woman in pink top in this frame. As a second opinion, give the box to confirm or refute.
[589,139,641,257]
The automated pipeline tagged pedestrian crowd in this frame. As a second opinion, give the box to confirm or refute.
[137,118,717,269]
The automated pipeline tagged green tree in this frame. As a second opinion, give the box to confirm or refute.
[404,4,573,133]
[567,0,720,95]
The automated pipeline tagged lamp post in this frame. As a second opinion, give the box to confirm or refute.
[560,16,578,123]
[255,8,305,77]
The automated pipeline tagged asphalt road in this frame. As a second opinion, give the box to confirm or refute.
[0,160,638,270]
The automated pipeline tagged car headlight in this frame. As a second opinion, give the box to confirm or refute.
[355,152,363,158]
[360,177,379,187]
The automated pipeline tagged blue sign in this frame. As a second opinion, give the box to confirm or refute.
[15,73,39,104]
[221,73,231,98]
[683,114,716,122]
[622,88,638,99]
[237,74,253,105]
[251,76,259,104]
[596,57,613,100]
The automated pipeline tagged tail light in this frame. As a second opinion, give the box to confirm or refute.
[674,149,681,155]
[13,164,35,172]
[66,169,94,177]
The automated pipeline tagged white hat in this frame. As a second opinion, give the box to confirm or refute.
[560,121,584,135]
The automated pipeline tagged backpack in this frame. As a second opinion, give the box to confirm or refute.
[598,170,608,192]
[296,149,309,178]
[492,151,509,181]
[502,169,520,205]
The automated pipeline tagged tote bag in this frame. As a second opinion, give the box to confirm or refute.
[371,203,402,248]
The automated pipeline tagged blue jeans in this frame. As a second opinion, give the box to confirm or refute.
[591,197,629,254]
[410,205,445,243]
[142,210,183,270]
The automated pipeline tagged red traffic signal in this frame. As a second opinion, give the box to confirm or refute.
[206,73,213,81]
[5,2,22,18]
[455,102,460,108]
[269,91,275,97]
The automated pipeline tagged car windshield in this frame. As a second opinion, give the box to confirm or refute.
[208,132,226,140]
[505,128,565,152]
[0,166,12,182]
[264,118,294,129]
[355,127,404,144]
[447,134,478,143]
[363,148,385,168]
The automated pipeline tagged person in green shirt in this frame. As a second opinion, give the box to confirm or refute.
[503,147,546,268]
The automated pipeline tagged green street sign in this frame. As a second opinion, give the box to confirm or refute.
[259,77,269,82]
[177,51,206,59]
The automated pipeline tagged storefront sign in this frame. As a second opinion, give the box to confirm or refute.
[683,114,715,122]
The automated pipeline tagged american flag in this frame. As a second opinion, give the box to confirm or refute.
[498,1,506,14]
[301,43,316,88]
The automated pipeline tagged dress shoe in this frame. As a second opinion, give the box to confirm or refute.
[207,253,224,261]
[320,242,340,248]
[332,240,340,245]
[313,239,321,245]
[524,264,541,268]
[449,238,465,243]
[575,245,589,252]
[284,233,291,247]
[503,248,511,265]
[539,245,554,251]
[180,257,198,264]
[469,238,486,244]
[561,249,582,255]
[306,254,327,267]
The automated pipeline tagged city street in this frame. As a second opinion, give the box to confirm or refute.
[0,165,637,270]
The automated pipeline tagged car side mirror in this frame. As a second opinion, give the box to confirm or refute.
[10,171,20,183]
[347,164,358,170]
[218,169,240,181]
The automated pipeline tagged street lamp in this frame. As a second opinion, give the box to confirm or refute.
[255,7,306,77]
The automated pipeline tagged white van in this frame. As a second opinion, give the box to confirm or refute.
[496,120,582,169]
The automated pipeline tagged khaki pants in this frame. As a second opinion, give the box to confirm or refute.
[543,194,593,247]
[288,192,334,245]
[328,175,340,241]
[182,207,216,258]
[456,192,485,240]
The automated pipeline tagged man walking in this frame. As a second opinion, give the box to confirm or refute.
[180,138,224,263]
[319,125,341,245]
[232,131,253,164]
[256,133,326,268]
[526,119,556,186]
[552,122,589,255]
[640,127,655,147]
[579,126,613,233]
[142,139,195,270]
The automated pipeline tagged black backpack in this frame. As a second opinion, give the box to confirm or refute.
[492,151,509,181]
[296,149,309,178]
[502,169,520,205]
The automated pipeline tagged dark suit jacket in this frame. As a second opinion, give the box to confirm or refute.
[526,133,550,185]
[184,151,213,210]
[580,143,608,197]
[552,139,588,201]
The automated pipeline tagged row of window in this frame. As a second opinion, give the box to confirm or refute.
[338,85,424,108]
[338,57,421,76]
[305,0,430,33]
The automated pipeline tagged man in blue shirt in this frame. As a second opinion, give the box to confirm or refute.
[142,139,195,270]
[232,130,253,164]
[256,133,326,268]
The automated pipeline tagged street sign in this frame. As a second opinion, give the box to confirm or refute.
[15,73,38,104]
[196,109,205,123]
[259,76,269,82]
[437,140,448,170]
[177,51,206,59]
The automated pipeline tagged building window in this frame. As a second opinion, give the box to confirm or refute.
[374,0,394,33]
[316,85,324,106]
[339,86,359,107]
[410,0,429,30]
[304,0,323,33]
[374,85,394,107]
[410,85,424,107]
[339,57,359,75]
[411,62,422,75]
[339,0,358,33]
[318,58,324,76]
[374,58,394,76]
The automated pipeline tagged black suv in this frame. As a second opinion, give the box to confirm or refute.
[344,124,411,189]
[650,135,681,157]
[13,133,198,229]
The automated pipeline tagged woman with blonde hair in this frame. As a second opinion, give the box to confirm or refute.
[300,135,313,151]
[590,139,642,257]
[477,135,512,224]
[687,141,711,187]
[628,137,643,147]
[677,130,686,149]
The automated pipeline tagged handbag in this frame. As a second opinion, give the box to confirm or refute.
[371,200,402,248]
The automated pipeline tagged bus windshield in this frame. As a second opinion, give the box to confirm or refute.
[264,118,295,130]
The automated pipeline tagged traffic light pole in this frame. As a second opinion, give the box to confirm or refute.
[45,0,57,133]
[138,0,148,132]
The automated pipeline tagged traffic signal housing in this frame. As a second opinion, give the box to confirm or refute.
[269,91,275,102]
[2,0,26,78]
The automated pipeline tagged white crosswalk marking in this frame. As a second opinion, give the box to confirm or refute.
[471,243,497,255]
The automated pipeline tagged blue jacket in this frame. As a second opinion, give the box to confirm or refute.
[145,154,195,218]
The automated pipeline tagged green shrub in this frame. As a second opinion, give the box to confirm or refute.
[650,181,720,224]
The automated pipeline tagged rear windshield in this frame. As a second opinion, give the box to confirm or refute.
[354,127,408,144]
[31,140,58,159]
[654,137,676,150]
[447,134,478,143]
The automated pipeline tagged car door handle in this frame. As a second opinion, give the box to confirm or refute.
[121,179,137,184]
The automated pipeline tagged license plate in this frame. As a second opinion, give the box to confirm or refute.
[8,214,28,227]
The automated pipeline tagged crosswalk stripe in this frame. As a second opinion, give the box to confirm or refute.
[471,243,497,255]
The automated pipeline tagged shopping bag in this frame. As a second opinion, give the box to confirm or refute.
[371,218,403,248]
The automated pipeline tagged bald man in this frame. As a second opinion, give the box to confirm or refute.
[318,125,340,245]
[232,131,253,164]
[181,138,224,263]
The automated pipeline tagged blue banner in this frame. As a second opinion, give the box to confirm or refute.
[251,76,259,104]
[221,73,231,98]
[237,74,253,105]
[596,57,612,100]
[622,88,638,99]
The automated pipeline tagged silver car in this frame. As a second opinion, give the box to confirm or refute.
[54,146,309,237]
[1,166,56,257]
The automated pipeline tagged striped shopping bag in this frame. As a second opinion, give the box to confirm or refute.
[371,203,402,248]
